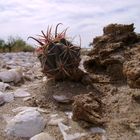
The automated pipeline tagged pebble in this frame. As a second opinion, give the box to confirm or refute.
[53,95,72,103]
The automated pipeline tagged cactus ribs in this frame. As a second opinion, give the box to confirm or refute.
[29,23,84,81]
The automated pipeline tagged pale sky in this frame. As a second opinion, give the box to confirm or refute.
[0,0,140,47]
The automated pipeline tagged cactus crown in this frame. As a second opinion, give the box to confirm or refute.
[29,23,81,80]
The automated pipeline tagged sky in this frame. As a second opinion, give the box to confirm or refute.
[0,0,140,47]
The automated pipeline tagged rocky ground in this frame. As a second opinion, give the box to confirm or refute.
[0,24,140,140]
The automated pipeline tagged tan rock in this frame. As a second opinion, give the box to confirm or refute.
[72,93,103,125]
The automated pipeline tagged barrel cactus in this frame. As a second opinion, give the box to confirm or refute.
[29,23,83,81]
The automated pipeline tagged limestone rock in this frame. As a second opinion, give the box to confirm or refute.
[0,68,23,83]
[53,95,72,104]
[14,89,31,98]
[5,109,45,138]
[3,92,14,102]
[0,91,14,104]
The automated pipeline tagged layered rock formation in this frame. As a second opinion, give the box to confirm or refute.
[84,23,140,88]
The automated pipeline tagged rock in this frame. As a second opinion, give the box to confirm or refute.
[0,68,23,83]
[53,95,72,104]
[0,92,5,105]
[3,92,14,102]
[0,82,10,92]
[84,23,140,83]
[72,93,103,125]
[89,127,106,134]
[123,53,140,88]
[5,109,45,137]
[48,114,65,126]
[0,91,14,104]
[14,89,31,98]
[103,23,134,35]
[30,132,55,140]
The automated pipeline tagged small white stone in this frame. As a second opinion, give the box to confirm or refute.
[30,132,55,140]
[5,109,46,138]
[65,112,73,119]
[90,127,106,134]
[42,77,47,82]
[14,89,31,98]
[53,95,71,103]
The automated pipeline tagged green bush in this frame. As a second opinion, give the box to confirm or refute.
[0,36,35,52]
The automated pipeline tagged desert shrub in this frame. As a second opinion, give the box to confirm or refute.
[0,36,34,52]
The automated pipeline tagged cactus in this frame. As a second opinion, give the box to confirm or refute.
[29,23,82,80]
